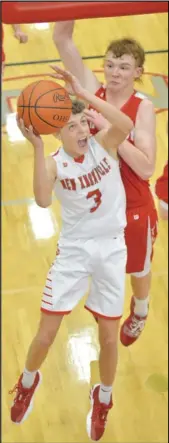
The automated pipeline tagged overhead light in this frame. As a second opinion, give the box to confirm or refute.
[31,23,49,30]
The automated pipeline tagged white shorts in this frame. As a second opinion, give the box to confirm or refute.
[41,235,127,319]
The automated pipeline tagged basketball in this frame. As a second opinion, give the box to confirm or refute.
[17,80,72,135]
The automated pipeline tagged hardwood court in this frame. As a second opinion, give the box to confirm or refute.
[2,12,168,443]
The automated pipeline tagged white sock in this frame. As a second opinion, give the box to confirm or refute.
[134,296,149,317]
[21,368,37,389]
[99,384,112,405]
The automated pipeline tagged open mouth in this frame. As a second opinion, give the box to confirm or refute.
[111,81,120,85]
[78,137,88,148]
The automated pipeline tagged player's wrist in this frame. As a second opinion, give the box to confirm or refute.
[77,87,90,101]
[32,139,44,150]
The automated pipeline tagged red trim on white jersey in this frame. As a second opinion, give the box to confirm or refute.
[52,150,59,157]
[74,154,85,163]
[85,305,122,320]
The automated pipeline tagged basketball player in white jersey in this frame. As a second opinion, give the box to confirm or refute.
[9,67,133,441]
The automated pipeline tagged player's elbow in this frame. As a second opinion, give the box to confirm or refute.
[53,22,73,45]
[139,165,155,180]
[52,29,63,46]
[116,120,133,145]
[123,118,133,138]
[35,197,52,208]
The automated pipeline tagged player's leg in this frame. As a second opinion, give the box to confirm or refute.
[24,312,63,373]
[98,316,120,392]
[120,207,158,346]
[9,312,63,424]
[86,318,120,441]
[86,235,126,441]
[131,271,151,305]
[9,238,89,424]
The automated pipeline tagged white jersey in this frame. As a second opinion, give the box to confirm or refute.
[52,137,126,239]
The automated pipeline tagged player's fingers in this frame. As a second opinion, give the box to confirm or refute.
[84,109,99,117]
[28,125,40,138]
[28,125,34,134]
[49,73,64,80]
[50,65,65,74]
[50,65,72,81]
[84,115,95,124]
[17,117,23,130]
[83,109,98,121]
[19,118,28,135]
[84,109,95,116]
[16,113,20,125]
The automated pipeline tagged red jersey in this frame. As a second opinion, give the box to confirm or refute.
[155,162,168,204]
[89,85,155,210]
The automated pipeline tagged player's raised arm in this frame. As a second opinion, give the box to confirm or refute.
[53,21,100,93]
[50,66,133,151]
[118,99,156,180]
[17,118,57,207]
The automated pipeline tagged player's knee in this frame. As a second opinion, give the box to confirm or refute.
[36,328,57,348]
[100,335,118,350]
[98,317,120,349]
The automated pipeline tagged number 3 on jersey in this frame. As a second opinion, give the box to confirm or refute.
[87,189,102,213]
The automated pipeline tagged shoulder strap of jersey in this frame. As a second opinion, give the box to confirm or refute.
[121,91,144,123]
[52,149,60,158]
[95,84,106,99]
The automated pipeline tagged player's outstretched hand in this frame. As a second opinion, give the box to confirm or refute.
[84,109,110,131]
[49,65,85,98]
[16,116,43,148]
[14,30,28,44]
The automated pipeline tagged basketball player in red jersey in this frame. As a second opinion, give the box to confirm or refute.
[53,21,157,346]
[9,67,133,441]
[155,162,168,220]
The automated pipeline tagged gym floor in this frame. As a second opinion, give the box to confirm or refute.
[2,13,168,443]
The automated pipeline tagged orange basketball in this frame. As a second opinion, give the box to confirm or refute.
[17,80,72,135]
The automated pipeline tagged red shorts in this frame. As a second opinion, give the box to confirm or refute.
[125,205,158,275]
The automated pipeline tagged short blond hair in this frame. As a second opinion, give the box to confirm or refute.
[106,38,145,68]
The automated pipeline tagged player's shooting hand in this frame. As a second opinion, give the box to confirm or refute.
[49,65,85,98]
[84,109,111,131]
[16,116,43,148]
